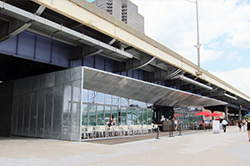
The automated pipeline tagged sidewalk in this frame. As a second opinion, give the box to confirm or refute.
[0,126,250,166]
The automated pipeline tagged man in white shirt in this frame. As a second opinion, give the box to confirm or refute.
[221,118,228,133]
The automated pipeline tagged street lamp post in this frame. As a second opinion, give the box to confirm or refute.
[186,0,202,76]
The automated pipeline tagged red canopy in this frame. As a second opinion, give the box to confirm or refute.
[194,111,211,116]
[210,112,223,117]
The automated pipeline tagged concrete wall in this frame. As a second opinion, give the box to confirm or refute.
[0,81,13,136]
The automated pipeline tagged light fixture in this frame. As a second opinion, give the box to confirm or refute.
[172,75,213,90]
[224,93,237,100]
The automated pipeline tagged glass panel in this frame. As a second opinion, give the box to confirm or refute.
[44,88,53,138]
[52,85,63,139]
[23,94,31,136]
[112,107,118,124]
[62,85,71,138]
[133,108,138,125]
[121,107,126,125]
[97,105,104,125]
[127,108,132,125]
[105,94,112,105]
[138,108,142,125]
[96,92,105,104]
[71,102,78,132]
[73,87,80,102]
[82,89,88,102]
[147,109,152,125]
[89,104,96,126]
[143,109,147,125]
[129,99,137,106]
[112,95,119,106]
[105,106,111,125]
[82,104,88,126]
[121,97,129,106]
[89,91,95,103]
[37,90,45,137]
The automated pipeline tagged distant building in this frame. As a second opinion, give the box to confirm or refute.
[92,0,144,33]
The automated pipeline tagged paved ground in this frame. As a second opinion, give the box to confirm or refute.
[0,126,250,166]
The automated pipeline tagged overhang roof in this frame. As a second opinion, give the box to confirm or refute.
[82,67,227,107]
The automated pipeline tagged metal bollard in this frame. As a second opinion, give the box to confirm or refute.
[169,123,174,137]
[156,127,159,139]
[179,124,182,135]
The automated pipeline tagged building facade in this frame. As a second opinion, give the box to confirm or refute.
[10,67,153,141]
[92,0,144,33]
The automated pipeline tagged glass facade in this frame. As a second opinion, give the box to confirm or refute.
[11,67,83,141]
[11,67,152,141]
[81,89,152,127]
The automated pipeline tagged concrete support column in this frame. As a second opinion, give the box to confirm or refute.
[225,105,228,121]
[239,106,242,120]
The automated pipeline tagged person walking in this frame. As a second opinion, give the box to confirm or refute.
[238,120,242,131]
[246,118,250,141]
[221,118,228,133]
[247,118,250,141]
[242,119,246,132]
[174,118,178,131]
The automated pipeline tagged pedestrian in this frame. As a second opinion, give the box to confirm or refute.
[238,120,242,131]
[242,119,246,132]
[174,118,178,131]
[221,118,228,133]
[246,118,250,141]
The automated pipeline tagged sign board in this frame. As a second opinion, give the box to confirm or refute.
[213,120,220,134]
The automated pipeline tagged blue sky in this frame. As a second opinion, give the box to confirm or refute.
[88,0,250,96]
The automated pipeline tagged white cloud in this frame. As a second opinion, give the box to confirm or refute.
[207,41,220,49]
[201,47,224,63]
[212,68,250,96]
[133,0,250,63]
[229,21,250,49]
[226,51,237,60]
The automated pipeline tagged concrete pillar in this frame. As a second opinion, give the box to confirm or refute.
[225,105,228,121]
[239,105,242,120]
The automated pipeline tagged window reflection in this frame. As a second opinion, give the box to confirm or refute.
[121,107,126,125]
[147,109,152,125]
[82,104,88,126]
[127,108,132,125]
[97,105,104,125]
[89,105,96,126]
[112,106,118,121]
[96,92,105,104]
[81,89,152,126]
[112,95,119,105]
[105,106,111,124]
[89,91,95,103]
[82,89,88,102]
[105,94,112,105]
